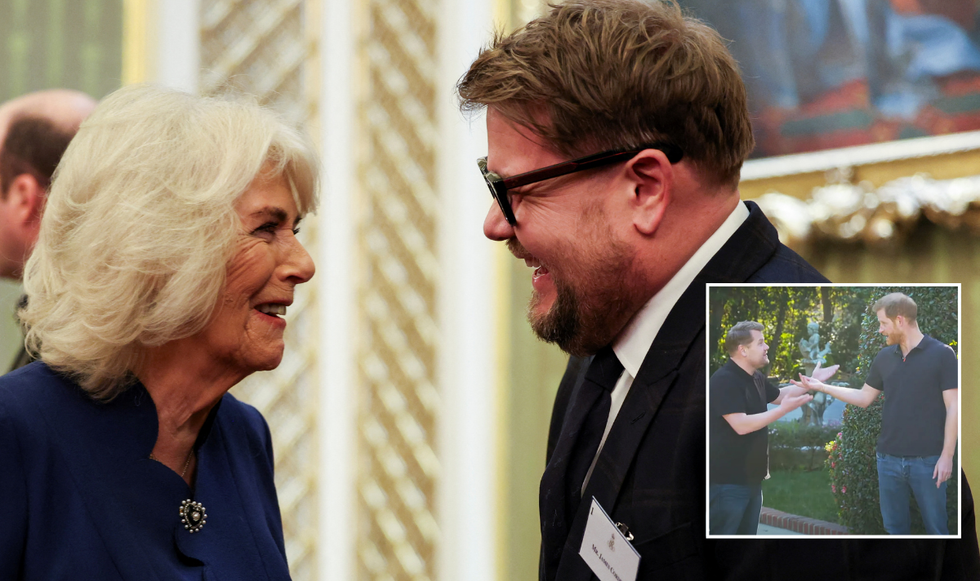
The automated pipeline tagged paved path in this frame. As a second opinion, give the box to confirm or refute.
[757,523,804,535]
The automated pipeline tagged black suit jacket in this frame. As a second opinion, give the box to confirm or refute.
[541,201,980,581]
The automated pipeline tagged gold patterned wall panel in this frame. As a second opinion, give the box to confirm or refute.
[356,0,441,579]
[200,0,315,126]
[199,1,320,580]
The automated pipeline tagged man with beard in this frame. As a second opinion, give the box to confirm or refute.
[796,293,958,535]
[457,0,977,579]
[709,321,817,535]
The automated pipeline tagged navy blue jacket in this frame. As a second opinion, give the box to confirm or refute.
[0,362,291,580]
[541,201,979,580]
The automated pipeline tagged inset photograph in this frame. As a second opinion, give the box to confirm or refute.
[707,285,960,538]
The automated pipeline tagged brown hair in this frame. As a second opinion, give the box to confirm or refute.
[457,0,754,186]
[725,321,764,355]
[0,115,75,197]
[873,293,918,325]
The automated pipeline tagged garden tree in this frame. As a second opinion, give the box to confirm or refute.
[711,287,786,374]
[710,286,845,380]
[768,294,789,376]
[826,286,958,534]
[826,287,878,379]
[821,287,833,324]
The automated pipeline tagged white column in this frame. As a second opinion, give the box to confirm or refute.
[316,1,501,578]
[318,0,357,579]
[436,0,498,580]
[152,0,200,93]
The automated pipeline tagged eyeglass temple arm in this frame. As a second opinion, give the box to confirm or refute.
[502,145,681,189]
[501,150,633,189]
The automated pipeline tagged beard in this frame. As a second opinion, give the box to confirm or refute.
[512,235,646,357]
[885,330,904,346]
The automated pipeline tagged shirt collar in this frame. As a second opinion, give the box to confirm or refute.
[893,334,931,356]
[612,200,750,377]
[104,378,225,457]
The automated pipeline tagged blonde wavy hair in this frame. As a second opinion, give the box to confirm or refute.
[20,84,319,399]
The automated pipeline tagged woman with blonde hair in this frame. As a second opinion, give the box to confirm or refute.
[0,84,316,579]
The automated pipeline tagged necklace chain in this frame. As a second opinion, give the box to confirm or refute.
[149,449,195,478]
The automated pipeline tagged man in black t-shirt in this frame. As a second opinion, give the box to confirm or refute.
[796,293,958,534]
[709,321,823,534]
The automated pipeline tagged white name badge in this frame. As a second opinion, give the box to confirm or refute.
[579,497,640,581]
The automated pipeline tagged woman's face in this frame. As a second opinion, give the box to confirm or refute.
[199,175,315,376]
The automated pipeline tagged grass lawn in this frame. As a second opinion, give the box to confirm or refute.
[762,469,839,524]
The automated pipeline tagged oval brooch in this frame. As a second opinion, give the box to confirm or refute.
[180,499,207,533]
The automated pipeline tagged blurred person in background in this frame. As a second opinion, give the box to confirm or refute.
[0,84,316,580]
[0,89,96,371]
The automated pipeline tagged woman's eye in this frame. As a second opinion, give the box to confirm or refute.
[292,226,301,236]
[252,222,279,236]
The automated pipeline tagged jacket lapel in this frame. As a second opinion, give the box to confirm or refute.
[579,201,783,508]
[551,283,699,581]
[576,272,705,523]
[549,202,792,579]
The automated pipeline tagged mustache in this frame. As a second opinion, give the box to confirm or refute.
[507,238,530,260]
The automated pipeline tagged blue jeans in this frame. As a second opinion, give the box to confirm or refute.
[876,453,948,535]
[709,483,763,535]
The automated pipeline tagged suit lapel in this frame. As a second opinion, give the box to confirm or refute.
[577,201,783,508]
[703,201,781,282]
[574,271,705,525]
[552,282,701,581]
[549,202,793,579]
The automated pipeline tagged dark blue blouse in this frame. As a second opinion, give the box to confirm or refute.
[0,362,291,580]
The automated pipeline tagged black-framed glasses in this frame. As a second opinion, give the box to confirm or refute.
[477,143,683,226]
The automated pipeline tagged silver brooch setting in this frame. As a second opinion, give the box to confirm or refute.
[180,499,207,533]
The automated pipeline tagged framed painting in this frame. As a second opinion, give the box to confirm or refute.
[682,0,980,158]
[674,1,980,198]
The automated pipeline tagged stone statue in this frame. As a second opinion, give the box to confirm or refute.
[799,321,832,369]
[799,321,834,426]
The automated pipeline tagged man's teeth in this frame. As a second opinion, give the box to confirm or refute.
[523,258,548,275]
[257,304,287,316]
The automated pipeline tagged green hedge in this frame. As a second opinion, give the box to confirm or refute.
[826,286,958,534]
[769,421,841,471]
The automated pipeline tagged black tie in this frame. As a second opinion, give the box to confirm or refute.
[539,346,624,577]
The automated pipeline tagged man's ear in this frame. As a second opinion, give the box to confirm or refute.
[624,149,672,236]
[5,173,46,225]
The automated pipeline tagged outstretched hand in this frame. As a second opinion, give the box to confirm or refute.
[791,373,823,393]
[811,361,840,383]
[779,392,812,412]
